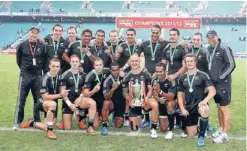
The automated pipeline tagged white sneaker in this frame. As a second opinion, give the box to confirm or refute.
[181,132,187,138]
[204,130,208,138]
[124,120,130,127]
[13,124,19,131]
[213,133,229,144]
[150,129,158,139]
[165,131,173,140]
[212,127,222,138]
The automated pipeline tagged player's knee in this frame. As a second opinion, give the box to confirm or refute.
[103,100,111,108]
[199,106,209,117]
[49,101,57,110]
[150,100,158,109]
[187,130,197,137]
[89,99,96,108]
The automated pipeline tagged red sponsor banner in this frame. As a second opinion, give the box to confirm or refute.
[116,17,201,29]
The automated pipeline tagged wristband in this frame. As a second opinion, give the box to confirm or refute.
[123,64,129,70]
[173,74,177,80]
[65,100,72,107]
[86,52,92,57]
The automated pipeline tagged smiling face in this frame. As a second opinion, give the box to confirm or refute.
[130,55,140,70]
[155,66,166,80]
[70,56,80,69]
[82,32,92,44]
[49,60,60,75]
[109,31,118,44]
[185,56,197,70]
[126,31,136,44]
[29,29,39,41]
[67,28,77,40]
[53,26,63,39]
[169,30,179,43]
[94,59,104,73]
[207,35,219,46]
[95,31,105,43]
[151,27,161,42]
[192,34,202,48]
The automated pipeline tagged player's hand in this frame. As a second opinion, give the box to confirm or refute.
[60,90,70,98]
[105,49,112,56]
[82,45,89,53]
[180,109,189,117]
[167,74,175,81]
[38,37,45,44]
[153,83,160,92]
[180,41,188,49]
[112,82,120,91]
[199,100,208,107]
[119,70,125,77]
[159,97,167,104]
[70,104,78,112]
[117,46,123,53]
[93,84,101,93]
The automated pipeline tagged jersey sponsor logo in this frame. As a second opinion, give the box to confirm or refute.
[69,77,73,79]
[216,52,220,57]
[195,76,199,80]
[164,83,168,87]
[198,55,202,59]
[60,43,64,47]
[37,48,41,52]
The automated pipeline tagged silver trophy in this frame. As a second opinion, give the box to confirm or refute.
[131,80,143,107]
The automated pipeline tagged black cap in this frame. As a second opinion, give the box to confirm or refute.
[206,30,217,37]
[29,27,40,33]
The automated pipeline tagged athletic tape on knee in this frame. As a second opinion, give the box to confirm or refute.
[159,116,168,119]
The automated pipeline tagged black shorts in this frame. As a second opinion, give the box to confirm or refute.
[214,84,231,106]
[159,103,168,118]
[92,96,104,115]
[35,99,58,118]
[112,98,126,118]
[184,104,199,127]
[62,99,88,116]
[129,107,142,117]
[62,98,76,115]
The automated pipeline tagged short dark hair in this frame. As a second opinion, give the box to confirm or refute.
[70,54,80,60]
[109,29,118,36]
[126,28,136,35]
[193,32,203,40]
[169,28,180,36]
[96,29,105,37]
[110,62,120,69]
[81,29,92,36]
[156,62,166,71]
[52,24,63,31]
[184,53,197,62]
[49,57,60,65]
[67,26,77,33]
[152,24,161,32]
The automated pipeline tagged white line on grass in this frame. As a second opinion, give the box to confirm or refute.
[0,127,246,140]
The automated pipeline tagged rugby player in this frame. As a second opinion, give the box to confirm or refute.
[101,62,126,135]
[122,54,159,138]
[60,55,97,135]
[178,53,216,147]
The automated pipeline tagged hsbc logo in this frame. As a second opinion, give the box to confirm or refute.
[119,19,133,27]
